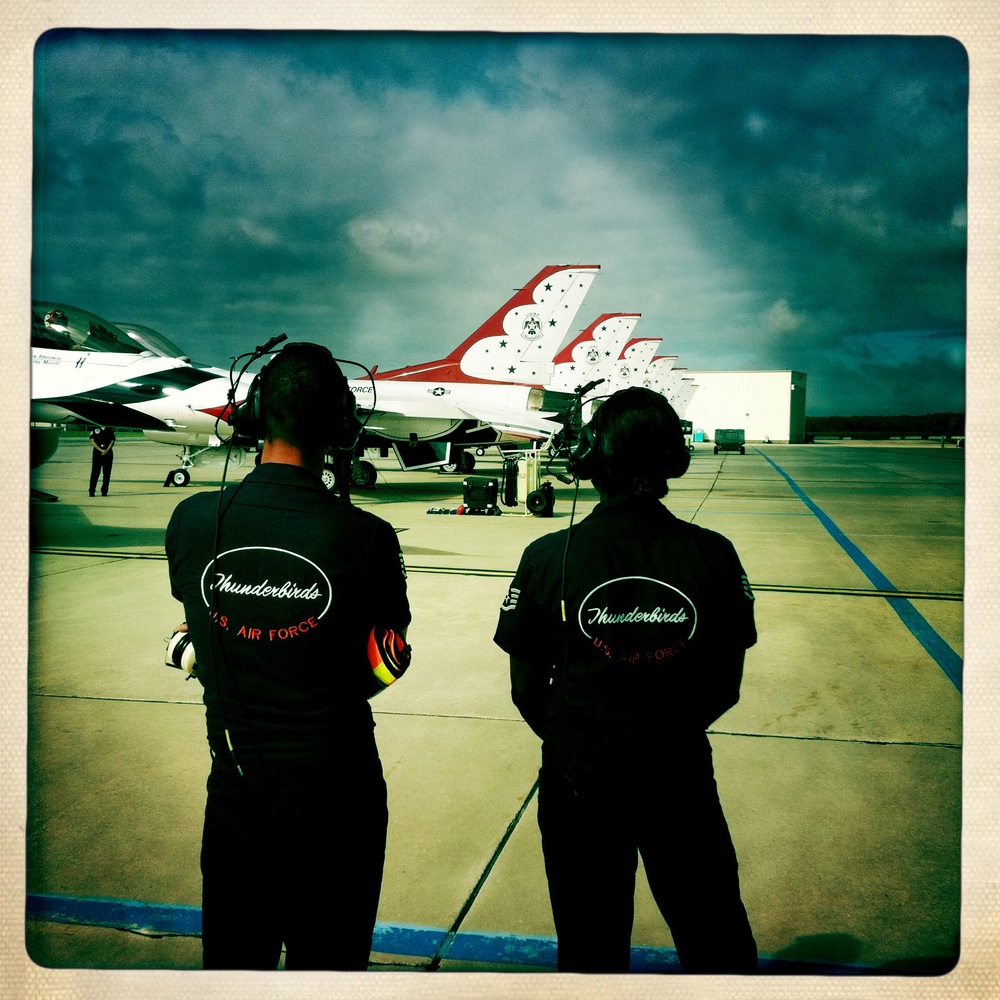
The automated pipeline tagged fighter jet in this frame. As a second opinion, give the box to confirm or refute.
[30,302,256,487]
[31,265,603,490]
[111,265,601,487]
[350,264,602,479]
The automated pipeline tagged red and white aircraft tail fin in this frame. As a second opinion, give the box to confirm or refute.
[607,337,662,392]
[645,355,679,396]
[549,313,641,394]
[670,377,699,416]
[452,263,600,383]
[375,264,600,385]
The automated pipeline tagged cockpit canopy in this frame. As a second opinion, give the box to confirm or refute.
[111,321,191,362]
[32,302,188,360]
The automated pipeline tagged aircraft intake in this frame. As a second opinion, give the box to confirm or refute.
[531,387,578,416]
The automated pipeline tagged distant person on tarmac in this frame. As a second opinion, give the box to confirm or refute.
[88,426,116,496]
[494,386,758,974]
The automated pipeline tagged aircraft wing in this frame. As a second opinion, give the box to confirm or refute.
[453,401,563,439]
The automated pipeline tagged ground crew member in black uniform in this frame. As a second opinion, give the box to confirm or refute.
[166,343,410,970]
[88,425,115,496]
[494,386,758,974]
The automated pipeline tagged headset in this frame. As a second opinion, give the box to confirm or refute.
[229,341,363,454]
[365,626,413,696]
[164,628,197,677]
[564,386,691,487]
[565,414,601,482]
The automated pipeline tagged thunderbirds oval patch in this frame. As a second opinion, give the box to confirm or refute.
[199,546,333,643]
[578,575,697,666]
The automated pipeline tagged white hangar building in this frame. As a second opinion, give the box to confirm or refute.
[681,370,808,444]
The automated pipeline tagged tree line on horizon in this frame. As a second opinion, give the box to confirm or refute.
[805,412,965,438]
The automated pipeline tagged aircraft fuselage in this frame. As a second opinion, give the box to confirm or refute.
[350,377,576,443]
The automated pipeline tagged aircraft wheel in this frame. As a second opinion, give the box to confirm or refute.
[321,463,338,490]
[351,460,378,489]
[439,461,459,474]
[168,468,191,488]
[459,451,476,472]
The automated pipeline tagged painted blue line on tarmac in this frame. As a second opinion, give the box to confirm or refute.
[24,892,556,967]
[441,930,686,971]
[756,450,962,692]
[26,892,203,936]
[23,893,908,974]
[20,894,686,970]
[371,921,448,958]
[438,927,558,967]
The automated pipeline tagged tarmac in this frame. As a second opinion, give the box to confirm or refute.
[10,432,986,998]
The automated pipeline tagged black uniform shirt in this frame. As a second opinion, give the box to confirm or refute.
[166,462,410,757]
[90,426,116,449]
[494,495,755,762]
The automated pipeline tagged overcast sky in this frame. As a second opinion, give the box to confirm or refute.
[32,30,967,416]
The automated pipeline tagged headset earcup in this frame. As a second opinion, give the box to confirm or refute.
[165,630,197,676]
[339,381,362,449]
[666,445,692,480]
[230,373,263,439]
[568,422,598,480]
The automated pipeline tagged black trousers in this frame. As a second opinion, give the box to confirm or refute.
[200,745,388,970]
[89,449,113,494]
[537,736,758,974]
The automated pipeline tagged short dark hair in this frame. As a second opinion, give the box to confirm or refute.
[590,387,690,498]
[260,343,348,451]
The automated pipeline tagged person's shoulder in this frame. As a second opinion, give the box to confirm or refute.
[341,502,400,536]
[168,488,219,523]
[672,516,740,555]
[521,526,570,563]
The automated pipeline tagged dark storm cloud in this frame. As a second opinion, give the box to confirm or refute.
[517,36,967,366]
[32,31,967,414]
